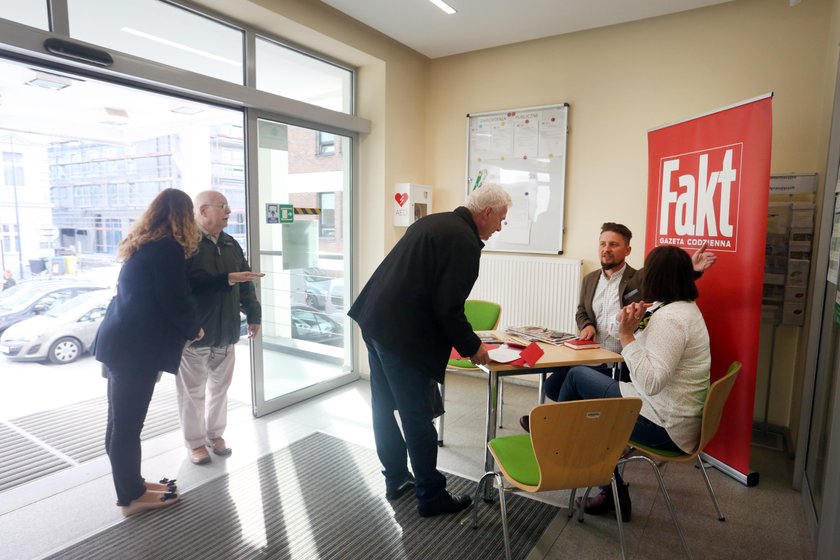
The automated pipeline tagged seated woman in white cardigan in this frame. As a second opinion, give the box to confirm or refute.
[556,244,711,521]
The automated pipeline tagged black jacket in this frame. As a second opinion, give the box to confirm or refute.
[94,237,201,374]
[349,207,484,382]
[187,231,261,348]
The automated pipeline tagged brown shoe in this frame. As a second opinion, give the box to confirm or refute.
[576,484,632,522]
[206,437,232,456]
[189,445,211,465]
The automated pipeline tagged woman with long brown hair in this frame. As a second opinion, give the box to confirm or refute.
[94,188,204,517]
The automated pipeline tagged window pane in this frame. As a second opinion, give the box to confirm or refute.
[0,0,48,30]
[68,0,244,85]
[256,38,352,113]
[3,152,24,185]
[257,119,350,378]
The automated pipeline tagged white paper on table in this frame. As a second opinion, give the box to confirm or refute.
[488,346,522,363]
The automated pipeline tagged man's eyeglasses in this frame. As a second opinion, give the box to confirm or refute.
[204,203,230,211]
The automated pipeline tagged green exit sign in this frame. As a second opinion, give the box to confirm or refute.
[279,204,294,223]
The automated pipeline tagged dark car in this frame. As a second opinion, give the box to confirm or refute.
[0,279,107,334]
[291,305,343,347]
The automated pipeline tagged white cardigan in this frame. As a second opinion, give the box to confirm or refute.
[619,300,711,453]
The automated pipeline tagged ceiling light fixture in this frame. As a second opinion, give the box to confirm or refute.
[429,0,456,15]
[26,71,72,91]
[100,107,130,126]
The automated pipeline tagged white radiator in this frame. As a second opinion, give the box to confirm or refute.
[469,253,582,335]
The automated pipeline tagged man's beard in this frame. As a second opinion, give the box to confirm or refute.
[601,258,623,271]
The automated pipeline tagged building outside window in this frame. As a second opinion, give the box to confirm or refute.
[317,132,335,156]
[3,152,25,186]
[2,223,20,253]
[318,192,336,239]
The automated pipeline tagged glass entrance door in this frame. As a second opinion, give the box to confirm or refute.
[249,116,355,415]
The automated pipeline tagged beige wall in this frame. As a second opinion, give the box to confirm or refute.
[428,0,831,273]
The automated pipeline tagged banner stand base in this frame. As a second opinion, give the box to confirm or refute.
[701,452,760,487]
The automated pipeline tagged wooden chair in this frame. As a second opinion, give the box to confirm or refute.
[437,299,501,445]
[472,398,643,560]
[622,361,742,525]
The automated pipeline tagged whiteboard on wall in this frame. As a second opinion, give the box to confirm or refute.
[466,103,568,254]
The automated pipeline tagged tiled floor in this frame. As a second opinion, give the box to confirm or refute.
[0,372,815,560]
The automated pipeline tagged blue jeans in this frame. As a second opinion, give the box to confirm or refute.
[365,335,447,504]
[558,366,681,486]
[544,363,615,401]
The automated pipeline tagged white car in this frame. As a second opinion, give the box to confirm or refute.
[0,289,112,364]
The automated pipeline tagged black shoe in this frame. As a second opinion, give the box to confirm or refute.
[519,415,530,433]
[417,492,473,518]
[576,483,631,522]
[386,474,416,500]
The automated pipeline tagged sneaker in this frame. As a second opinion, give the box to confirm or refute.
[417,491,473,518]
[385,474,416,501]
[206,437,232,456]
[189,445,211,465]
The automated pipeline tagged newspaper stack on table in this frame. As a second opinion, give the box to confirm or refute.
[505,326,577,345]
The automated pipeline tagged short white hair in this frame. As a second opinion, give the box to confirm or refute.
[466,183,511,214]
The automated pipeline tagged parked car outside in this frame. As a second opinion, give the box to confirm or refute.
[0,279,107,334]
[291,304,343,347]
[303,267,332,310]
[0,288,112,364]
[325,277,344,317]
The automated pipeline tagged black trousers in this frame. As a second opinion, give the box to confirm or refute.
[105,365,158,506]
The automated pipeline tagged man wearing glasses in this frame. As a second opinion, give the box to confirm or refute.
[177,190,264,465]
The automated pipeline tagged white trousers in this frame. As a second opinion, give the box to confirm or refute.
[177,344,236,449]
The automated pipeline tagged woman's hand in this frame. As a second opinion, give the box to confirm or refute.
[616,302,652,343]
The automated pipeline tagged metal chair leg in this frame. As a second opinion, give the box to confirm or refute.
[696,455,725,521]
[472,472,496,528]
[611,477,628,560]
[578,486,594,522]
[497,474,512,560]
[436,381,445,446]
[498,379,505,428]
[621,455,693,559]
[567,488,577,518]
[472,472,511,560]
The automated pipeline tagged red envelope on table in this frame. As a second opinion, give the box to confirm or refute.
[509,341,544,367]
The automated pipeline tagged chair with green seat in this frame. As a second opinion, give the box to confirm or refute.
[437,299,502,446]
[471,398,643,560]
[622,361,741,524]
